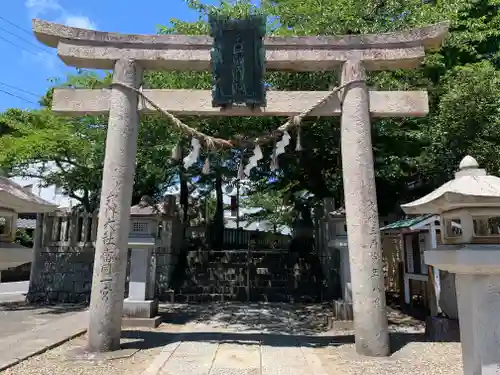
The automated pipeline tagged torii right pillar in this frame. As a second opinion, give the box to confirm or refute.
[340,59,390,356]
[339,45,446,355]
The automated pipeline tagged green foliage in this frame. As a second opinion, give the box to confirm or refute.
[1,0,499,220]
[424,61,500,179]
[15,228,33,248]
[241,187,294,232]
[0,107,104,212]
[0,70,180,212]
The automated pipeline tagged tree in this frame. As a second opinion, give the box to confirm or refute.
[241,187,294,233]
[0,107,105,212]
[2,0,499,220]
[0,70,181,212]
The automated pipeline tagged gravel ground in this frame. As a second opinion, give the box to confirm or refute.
[3,323,183,375]
[315,338,462,375]
[314,308,463,375]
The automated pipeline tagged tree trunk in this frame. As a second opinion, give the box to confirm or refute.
[211,170,224,250]
[179,167,189,225]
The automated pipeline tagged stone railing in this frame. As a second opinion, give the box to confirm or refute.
[27,211,181,304]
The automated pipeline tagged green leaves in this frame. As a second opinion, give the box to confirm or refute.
[424,60,500,178]
[2,0,500,218]
[242,188,294,232]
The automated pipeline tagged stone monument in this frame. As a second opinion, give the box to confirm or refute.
[402,156,500,374]
[32,19,448,355]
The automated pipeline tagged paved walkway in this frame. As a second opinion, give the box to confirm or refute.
[0,296,87,371]
[142,303,337,375]
[0,281,29,296]
[0,296,86,338]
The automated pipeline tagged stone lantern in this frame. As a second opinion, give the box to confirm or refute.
[122,196,175,327]
[401,156,500,374]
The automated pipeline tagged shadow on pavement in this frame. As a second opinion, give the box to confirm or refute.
[123,302,431,354]
[120,329,427,355]
[159,302,333,336]
[0,300,87,315]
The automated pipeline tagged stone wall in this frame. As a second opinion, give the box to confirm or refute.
[176,241,327,303]
[27,212,181,304]
[27,213,96,304]
[28,244,95,304]
[155,218,183,300]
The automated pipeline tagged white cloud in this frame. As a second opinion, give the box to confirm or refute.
[21,50,59,72]
[62,15,96,30]
[25,0,97,30]
[25,0,63,18]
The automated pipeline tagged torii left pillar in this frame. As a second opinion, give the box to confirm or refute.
[87,59,142,352]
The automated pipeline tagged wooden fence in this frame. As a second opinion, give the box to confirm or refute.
[186,226,291,250]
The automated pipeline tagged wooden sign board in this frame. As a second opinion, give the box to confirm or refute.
[209,14,267,108]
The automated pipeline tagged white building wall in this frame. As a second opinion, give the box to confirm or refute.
[10,176,78,209]
[8,162,80,209]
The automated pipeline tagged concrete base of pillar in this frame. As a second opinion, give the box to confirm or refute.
[425,316,460,342]
[123,299,158,318]
[122,299,160,327]
[331,299,354,321]
[327,317,354,331]
[122,315,162,328]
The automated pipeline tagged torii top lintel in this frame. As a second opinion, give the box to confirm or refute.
[32,19,448,72]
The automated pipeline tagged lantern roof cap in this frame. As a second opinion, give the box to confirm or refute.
[459,155,479,170]
[401,156,500,215]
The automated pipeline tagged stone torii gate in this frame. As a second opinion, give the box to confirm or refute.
[32,19,448,356]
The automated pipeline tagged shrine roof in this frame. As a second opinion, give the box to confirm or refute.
[380,214,436,232]
[130,196,177,217]
[0,177,57,213]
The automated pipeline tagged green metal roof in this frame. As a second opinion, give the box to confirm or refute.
[380,214,434,231]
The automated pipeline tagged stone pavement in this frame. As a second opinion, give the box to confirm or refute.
[141,325,329,375]
[0,296,88,371]
[0,281,29,296]
[140,303,341,375]
[140,303,460,375]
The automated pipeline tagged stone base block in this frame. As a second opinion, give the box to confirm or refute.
[123,299,158,319]
[331,300,354,321]
[65,346,139,361]
[122,316,162,328]
[327,317,354,331]
[425,316,460,342]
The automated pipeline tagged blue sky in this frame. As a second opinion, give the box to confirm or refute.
[0,0,221,112]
